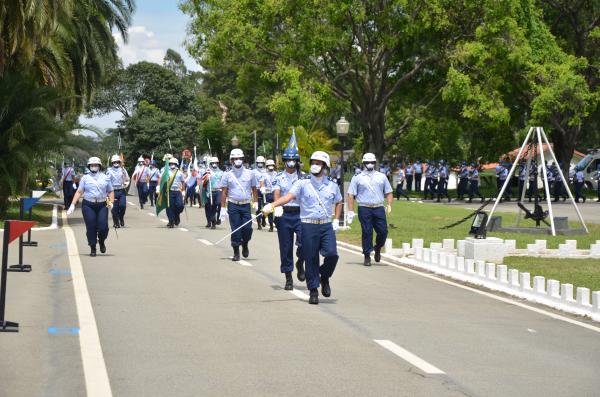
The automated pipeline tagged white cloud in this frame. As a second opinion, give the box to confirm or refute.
[114,25,165,65]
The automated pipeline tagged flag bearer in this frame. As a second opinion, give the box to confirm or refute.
[346,153,393,266]
[219,149,259,261]
[106,154,129,228]
[260,159,278,232]
[204,157,223,229]
[67,157,114,257]
[148,161,160,207]
[133,156,150,209]
[60,160,76,209]
[271,145,305,290]
[164,158,186,228]
[263,151,342,305]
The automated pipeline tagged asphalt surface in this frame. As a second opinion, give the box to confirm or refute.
[1,194,599,396]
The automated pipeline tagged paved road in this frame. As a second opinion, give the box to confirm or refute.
[1,196,600,396]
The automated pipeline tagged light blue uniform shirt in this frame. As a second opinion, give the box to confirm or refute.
[575,170,585,183]
[168,169,186,191]
[439,166,448,179]
[406,164,413,175]
[273,170,302,207]
[62,167,74,181]
[106,166,129,189]
[220,167,257,202]
[499,168,508,181]
[134,165,150,182]
[459,166,469,178]
[289,176,342,220]
[148,167,160,182]
[347,171,393,206]
[207,167,224,191]
[78,172,113,201]
[469,169,480,181]
[263,170,277,193]
[414,163,422,174]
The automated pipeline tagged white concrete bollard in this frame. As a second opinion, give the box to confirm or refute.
[558,244,571,257]
[385,239,393,254]
[415,247,423,260]
[533,276,546,294]
[576,287,591,307]
[457,240,466,257]
[520,273,531,292]
[508,269,519,288]
[456,256,465,272]
[402,243,411,256]
[476,260,486,278]
[412,238,424,249]
[504,240,517,254]
[430,242,442,251]
[497,265,508,284]
[486,263,496,280]
[561,284,574,302]
[466,259,475,274]
[423,248,431,263]
[438,253,447,267]
[547,280,560,299]
[535,239,547,250]
[592,291,600,313]
[443,239,455,251]
[447,254,456,270]
[589,244,600,258]
[527,244,539,255]
[431,249,439,264]
[565,240,577,250]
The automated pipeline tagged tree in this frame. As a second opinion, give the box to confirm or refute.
[164,49,188,78]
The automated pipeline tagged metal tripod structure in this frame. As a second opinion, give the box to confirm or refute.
[486,126,588,236]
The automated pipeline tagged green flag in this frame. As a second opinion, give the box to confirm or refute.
[155,167,170,215]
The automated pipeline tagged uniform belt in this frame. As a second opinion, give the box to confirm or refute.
[170,189,181,192]
[83,199,106,204]
[358,203,384,208]
[301,218,331,224]
[113,187,125,191]
[211,189,221,192]
[283,206,300,213]
[228,199,251,205]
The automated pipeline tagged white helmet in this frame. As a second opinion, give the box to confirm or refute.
[210,157,219,163]
[163,153,173,161]
[137,156,144,163]
[230,148,244,159]
[310,151,330,168]
[266,159,275,167]
[169,157,179,165]
[110,154,121,163]
[362,153,377,163]
[256,155,266,164]
[87,156,102,166]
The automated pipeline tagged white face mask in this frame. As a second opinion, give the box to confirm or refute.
[310,164,322,175]
[365,163,375,171]
[286,160,296,169]
[267,166,274,171]
[169,164,177,170]
[90,166,99,173]
[233,159,243,168]
[257,163,264,169]
[112,163,120,168]
[211,164,218,169]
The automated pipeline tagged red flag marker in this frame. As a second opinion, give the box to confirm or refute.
[7,221,37,245]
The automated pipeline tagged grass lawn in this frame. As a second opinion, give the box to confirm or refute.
[1,202,54,227]
[337,200,600,292]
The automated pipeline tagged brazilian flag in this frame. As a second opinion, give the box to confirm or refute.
[155,167,170,215]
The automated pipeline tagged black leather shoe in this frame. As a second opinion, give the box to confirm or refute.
[232,246,240,261]
[242,243,249,258]
[175,215,180,226]
[284,272,293,290]
[99,240,106,254]
[205,223,211,228]
[309,289,319,304]
[113,223,120,229]
[296,260,305,281]
[167,223,174,228]
[320,276,331,297]
[269,224,274,232]
[257,223,262,230]
[90,246,96,257]
[261,218,266,227]
[364,255,372,266]
[140,203,144,209]
[217,219,221,225]
[120,218,125,227]
[211,222,216,230]
[374,247,381,263]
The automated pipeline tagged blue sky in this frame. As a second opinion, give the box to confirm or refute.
[82,0,199,131]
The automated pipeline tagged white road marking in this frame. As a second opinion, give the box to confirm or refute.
[289,289,309,300]
[374,339,445,375]
[197,239,213,246]
[160,219,168,223]
[127,201,135,206]
[179,228,189,232]
[62,212,112,396]
[527,328,537,333]
[147,213,156,217]
[337,245,600,334]
[237,260,253,267]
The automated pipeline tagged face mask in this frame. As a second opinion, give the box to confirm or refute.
[169,165,177,170]
[310,164,322,175]
[211,164,218,169]
[112,163,120,168]
[257,163,264,169]
[90,166,99,173]
[267,166,274,171]
[365,163,375,171]
[286,160,296,169]
[234,159,243,168]
[138,163,143,166]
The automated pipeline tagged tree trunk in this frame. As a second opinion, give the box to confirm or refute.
[550,122,580,177]
[357,106,386,160]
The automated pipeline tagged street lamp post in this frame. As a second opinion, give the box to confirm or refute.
[336,116,350,226]
[231,135,239,148]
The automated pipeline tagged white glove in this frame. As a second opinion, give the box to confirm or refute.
[220,207,228,221]
[181,191,186,199]
[66,204,75,216]
[195,185,200,193]
[386,204,392,215]
[72,183,77,190]
[155,186,160,194]
[347,210,355,225]
[273,206,283,218]
[107,201,113,210]
[262,203,273,215]
[252,201,259,210]
[259,187,266,195]
[332,219,340,232]
[124,181,130,188]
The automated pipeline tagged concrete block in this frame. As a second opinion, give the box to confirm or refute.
[576,287,591,307]
[497,265,508,284]
[520,273,531,291]
[442,239,455,250]
[558,244,571,257]
[476,260,486,278]
[438,253,447,267]
[504,240,517,254]
[415,247,423,260]
[457,240,466,257]
[486,263,496,280]
[508,269,519,288]
[430,242,442,251]
[385,238,393,254]
[464,237,506,264]
[533,276,546,294]
[466,259,475,274]
[527,244,539,255]
[423,248,431,263]
[561,284,574,302]
[592,291,600,313]
[535,239,547,250]
[547,280,560,299]
[402,243,411,256]
[412,238,424,249]
[565,240,577,250]
[447,255,456,270]
[431,250,439,264]
[589,244,600,258]
[456,256,465,272]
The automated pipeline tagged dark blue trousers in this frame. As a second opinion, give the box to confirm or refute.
[301,223,338,290]
[414,173,422,191]
[149,182,158,205]
[357,206,388,255]
[423,177,432,198]
[112,189,127,223]
[406,175,413,191]
[205,191,221,224]
[81,200,109,247]
[469,181,483,200]
[275,210,303,273]
[457,178,468,199]
[137,182,148,206]
[574,182,585,202]
[166,191,184,224]
[228,203,252,247]
[63,182,74,208]
[265,193,274,226]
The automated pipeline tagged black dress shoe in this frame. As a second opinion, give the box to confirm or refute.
[257,223,262,230]
[113,223,120,229]
[269,224,274,232]
[90,246,96,257]
[140,204,144,209]
[309,289,319,304]
[120,218,125,227]
[364,255,372,266]
[320,276,331,297]
[374,247,381,262]
[261,218,266,227]
[232,246,240,261]
[284,272,293,290]
[167,222,174,228]
[217,219,221,225]
[205,223,211,228]
[210,222,216,230]
[99,240,106,254]
[242,243,249,258]
[296,260,305,281]
[175,215,180,226]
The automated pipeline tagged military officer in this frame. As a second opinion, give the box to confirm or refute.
[527,160,540,202]
[66,157,114,257]
[106,154,129,228]
[219,149,259,261]
[552,163,567,202]
[405,161,414,192]
[204,157,223,229]
[346,153,393,266]
[165,158,186,228]
[423,160,434,200]
[263,151,342,305]
[457,161,469,200]
[260,159,277,232]
[395,165,410,200]
[468,162,484,203]
[498,162,511,201]
[594,164,600,202]
[132,156,150,209]
[574,166,586,203]
[148,160,160,207]
[437,160,450,202]
[253,155,268,230]
[414,160,423,192]
[60,160,76,208]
